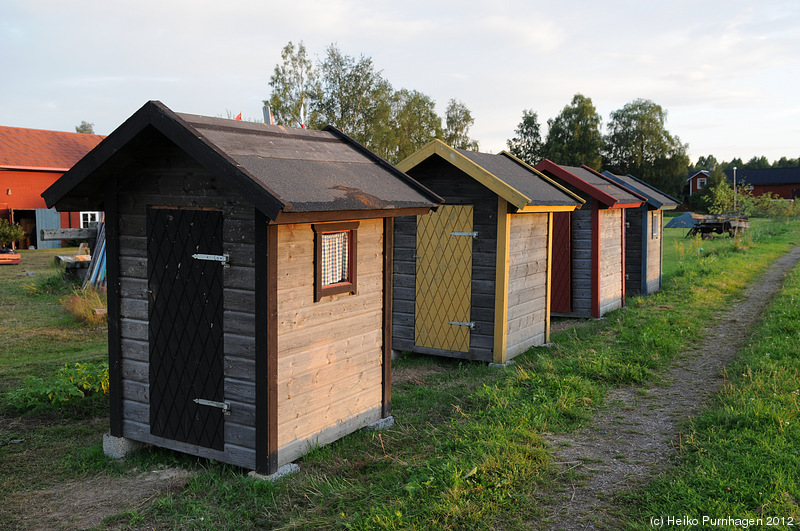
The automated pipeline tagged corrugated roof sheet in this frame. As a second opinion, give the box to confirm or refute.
[456,150,581,207]
[0,125,104,170]
[601,171,680,210]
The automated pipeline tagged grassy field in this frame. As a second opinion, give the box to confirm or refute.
[1,221,799,529]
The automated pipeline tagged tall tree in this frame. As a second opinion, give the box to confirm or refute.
[506,109,542,165]
[265,41,319,127]
[314,45,394,150]
[442,99,478,151]
[541,94,603,170]
[604,98,689,195]
[383,89,442,163]
[75,121,95,134]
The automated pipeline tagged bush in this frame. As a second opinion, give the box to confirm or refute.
[0,218,25,247]
[5,362,109,411]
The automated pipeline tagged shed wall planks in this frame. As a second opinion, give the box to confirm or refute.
[275,219,384,466]
[392,159,498,362]
[115,146,258,470]
[505,212,549,357]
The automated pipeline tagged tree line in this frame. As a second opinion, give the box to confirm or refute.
[265,41,478,164]
[506,95,690,196]
[265,42,799,199]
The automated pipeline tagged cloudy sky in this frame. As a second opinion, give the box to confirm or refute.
[2,0,799,164]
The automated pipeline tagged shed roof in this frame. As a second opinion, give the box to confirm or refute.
[0,125,104,171]
[722,167,800,186]
[601,171,680,210]
[534,160,644,208]
[396,140,583,211]
[43,101,441,221]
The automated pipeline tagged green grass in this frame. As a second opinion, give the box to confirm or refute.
[0,248,107,392]
[1,222,799,529]
[622,256,800,524]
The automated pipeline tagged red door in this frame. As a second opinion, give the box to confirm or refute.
[551,212,571,313]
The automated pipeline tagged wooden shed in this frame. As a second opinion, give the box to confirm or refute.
[392,140,583,365]
[42,101,440,476]
[533,160,644,319]
[601,171,680,295]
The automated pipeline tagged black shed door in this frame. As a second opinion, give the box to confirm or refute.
[147,207,225,450]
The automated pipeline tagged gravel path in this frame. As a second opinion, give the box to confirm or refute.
[541,246,800,530]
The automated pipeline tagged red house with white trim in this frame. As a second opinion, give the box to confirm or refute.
[0,125,104,248]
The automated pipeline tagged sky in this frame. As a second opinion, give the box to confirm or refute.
[2,0,799,165]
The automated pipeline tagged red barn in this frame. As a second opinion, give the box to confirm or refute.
[0,125,105,248]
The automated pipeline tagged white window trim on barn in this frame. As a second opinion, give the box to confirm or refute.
[80,211,101,228]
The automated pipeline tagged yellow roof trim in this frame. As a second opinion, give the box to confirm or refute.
[517,204,579,214]
[396,139,531,210]
[499,151,587,206]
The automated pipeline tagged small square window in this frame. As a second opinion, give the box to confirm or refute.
[313,222,358,301]
[697,177,706,190]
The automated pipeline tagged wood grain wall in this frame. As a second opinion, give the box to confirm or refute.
[392,157,498,362]
[275,219,384,465]
[116,147,258,470]
[505,212,548,357]
[598,208,624,316]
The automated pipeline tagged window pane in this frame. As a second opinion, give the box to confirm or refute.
[321,231,349,286]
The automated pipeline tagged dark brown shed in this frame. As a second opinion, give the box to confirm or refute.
[42,101,441,476]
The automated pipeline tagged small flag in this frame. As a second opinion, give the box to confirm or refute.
[263,105,274,125]
[235,112,242,121]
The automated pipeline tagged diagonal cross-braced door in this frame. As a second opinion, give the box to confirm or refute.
[147,207,225,451]
[415,205,473,352]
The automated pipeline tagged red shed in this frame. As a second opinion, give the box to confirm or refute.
[534,160,645,319]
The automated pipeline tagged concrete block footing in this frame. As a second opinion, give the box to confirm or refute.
[489,359,516,369]
[102,433,144,459]
[248,463,300,482]
[363,415,395,431]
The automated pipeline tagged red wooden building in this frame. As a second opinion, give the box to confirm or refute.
[0,125,104,248]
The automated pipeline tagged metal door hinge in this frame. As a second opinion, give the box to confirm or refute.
[192,253,230,268]
[450,231,478,238]
[449,320,475,329]
[194,398,231,415]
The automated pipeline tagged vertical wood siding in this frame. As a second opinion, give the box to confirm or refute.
[276,219,384,465]
[116,147,257,470]
[505,213,549,358]
[392,158,498,362]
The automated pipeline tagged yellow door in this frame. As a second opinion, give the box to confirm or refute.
[415,205,473,352]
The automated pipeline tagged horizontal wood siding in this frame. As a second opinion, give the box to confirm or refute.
[116,146,257,470]
[569,200,593,317]
[625,207,644,295]
[505,213,548,357]
[645,210,663,294]
[392,157,497,362]
[598,209,623,316]
[276,219,383,466]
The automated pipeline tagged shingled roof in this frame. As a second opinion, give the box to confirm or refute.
[0,125,104,171]
[43,101,441,220]
[397,140,583,211]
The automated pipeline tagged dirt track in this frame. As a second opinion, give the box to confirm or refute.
[541,246,800,530]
